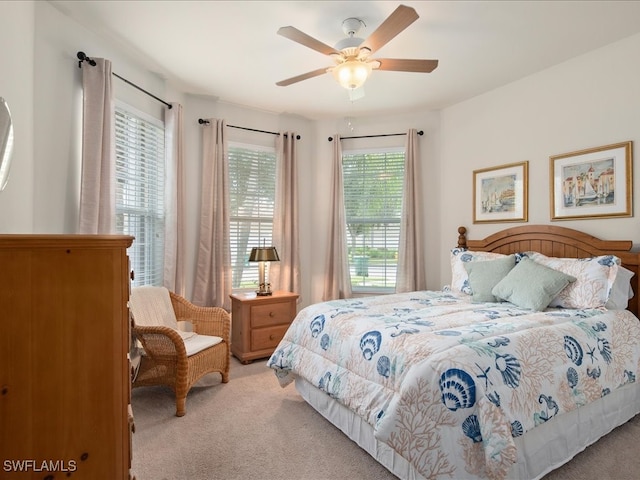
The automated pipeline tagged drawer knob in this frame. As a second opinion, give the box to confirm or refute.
[269,334,275,340]
[269,311,275,317]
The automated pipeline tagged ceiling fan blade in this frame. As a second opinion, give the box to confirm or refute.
[276,67,330,86]
[359,5,419,55]
[375,58,439,73]
[277,26,341,56]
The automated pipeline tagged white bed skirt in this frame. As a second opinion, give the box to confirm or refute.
[295,377,640,480]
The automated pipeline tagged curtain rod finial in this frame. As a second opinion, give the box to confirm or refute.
[77,51,96,68]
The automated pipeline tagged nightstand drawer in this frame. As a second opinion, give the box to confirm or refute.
[251,324,290,351]
[251,302,292,328]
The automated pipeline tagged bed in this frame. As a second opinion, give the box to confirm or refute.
[267,225,640,480]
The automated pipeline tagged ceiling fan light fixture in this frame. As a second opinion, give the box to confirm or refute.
[276,5,438,90]
[333,59,372,90]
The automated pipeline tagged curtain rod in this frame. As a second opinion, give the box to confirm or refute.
[77,52,172,109]
[328,130,423,141]
[198,119,301,140]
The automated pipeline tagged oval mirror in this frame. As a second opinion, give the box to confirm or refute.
[0,97,14,192]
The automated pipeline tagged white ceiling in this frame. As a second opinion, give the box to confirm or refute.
[50,1,640,121]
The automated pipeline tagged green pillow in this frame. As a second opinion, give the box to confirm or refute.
[491,257,577,311]
[464,255,516,302]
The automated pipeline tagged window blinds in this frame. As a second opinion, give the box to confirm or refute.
[343,149,405,291]
[228,143,276,289]
[114,105,165,286]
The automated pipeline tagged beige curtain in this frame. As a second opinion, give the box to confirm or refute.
[270,132,301,297]
[322,135,352,301]
[78,57,115,234]
[163,103,185,295]
[193,119,232,310]
[396,129,426,292]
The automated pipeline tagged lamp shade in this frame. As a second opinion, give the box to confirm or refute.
[249,247,280,262]
[332,59,372,90]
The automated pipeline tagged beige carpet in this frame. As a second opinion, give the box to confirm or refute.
[131,357,640,480]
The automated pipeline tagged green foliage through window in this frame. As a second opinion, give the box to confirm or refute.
[343,149,404,291]
[229,143,276,289]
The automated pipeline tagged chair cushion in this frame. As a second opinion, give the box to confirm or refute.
[131,286,224,356]
[130,286,179,329]
[183,333,223,356]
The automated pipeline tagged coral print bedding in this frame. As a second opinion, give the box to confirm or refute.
[268,290,640,480]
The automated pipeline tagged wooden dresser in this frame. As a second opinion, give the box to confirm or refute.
[230,291,299,364]
[0,234,135,480]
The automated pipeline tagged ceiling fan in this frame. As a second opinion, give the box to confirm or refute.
[275,4,438,92]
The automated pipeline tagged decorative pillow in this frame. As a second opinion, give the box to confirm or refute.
[464,255,516,303]
[524,252,620,309]
[491,257,577,311]
[450,248,508,294]
[605,266,635,310]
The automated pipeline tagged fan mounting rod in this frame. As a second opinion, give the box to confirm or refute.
[336,18,367,52]
[342,17,365,37]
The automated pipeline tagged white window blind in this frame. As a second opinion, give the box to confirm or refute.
[114,104,165,286]
[229,142,276,289]
[343,148,405,292]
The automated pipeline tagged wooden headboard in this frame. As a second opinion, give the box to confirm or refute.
[457,225,640,318]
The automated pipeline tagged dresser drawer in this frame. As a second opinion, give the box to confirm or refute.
[250,302,293,328]
[251,324,290,351]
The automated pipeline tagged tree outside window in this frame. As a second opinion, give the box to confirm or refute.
[343,149,404,291]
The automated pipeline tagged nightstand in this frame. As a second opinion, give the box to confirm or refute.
[230,290,299,364]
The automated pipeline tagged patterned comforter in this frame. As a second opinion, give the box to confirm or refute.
[268,290,640,479]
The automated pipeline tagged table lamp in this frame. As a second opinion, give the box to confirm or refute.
[249,245,280,296]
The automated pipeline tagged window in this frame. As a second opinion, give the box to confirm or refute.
[228,142,276,289]
[114,103,165,287]
[343,148,405,292]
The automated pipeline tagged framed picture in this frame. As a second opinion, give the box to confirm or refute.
[550,141,633,220]
[473,161,528,223]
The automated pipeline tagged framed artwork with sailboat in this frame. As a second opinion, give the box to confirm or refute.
[473,161,528,223]
[550,141,633,220]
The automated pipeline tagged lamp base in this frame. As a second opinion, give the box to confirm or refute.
[256,282,273,296]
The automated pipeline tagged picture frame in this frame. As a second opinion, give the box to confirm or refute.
[550,141,633,220]
[473,161,528,223]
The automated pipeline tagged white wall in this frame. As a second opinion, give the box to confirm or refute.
[0,1,34,232]
[28,1,318,306]
[33,0,168,233]
[4,2,640,309]
[439,33,640,287]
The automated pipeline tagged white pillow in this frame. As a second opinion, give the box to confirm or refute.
[450,248,508,295]
[605,266,635,310]
[523,252,620,309]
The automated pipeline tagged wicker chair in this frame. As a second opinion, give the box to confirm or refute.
[129,286,231,417]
